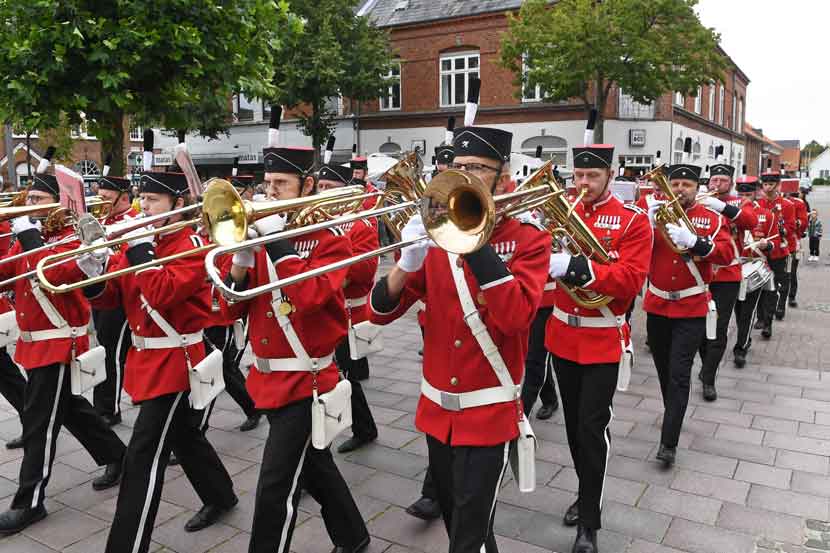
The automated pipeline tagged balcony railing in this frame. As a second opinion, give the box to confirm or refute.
[618,95,655,119]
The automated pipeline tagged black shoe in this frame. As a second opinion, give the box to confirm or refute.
[563,499,579,526]
[5,435,23,450]
[734,350,746,368]
[92,461,123,491]
[572,525,598,553]
[238,413,261,432]
[754,319,765,330]
[656,444,676,467]
[330,534,370,553]
[0,505,47,535]
[761,325,772,339]
[702,383,717,402]
[184,496,238,532]
[775,310,785,321]
[169,452,180,466]
[789,299,797,308]
[337,434,377,454]
[405,496,441,520]
[101,413,122,427]
[536,401,558,420]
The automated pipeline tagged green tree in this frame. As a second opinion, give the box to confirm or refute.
[802,140,827,165]
[269,0,393,163]
[501,0,727,143]
[0,0,296,176]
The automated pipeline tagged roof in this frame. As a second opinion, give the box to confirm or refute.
[743,123,764,142]
[362,0,524,28]
[773,140,800,149]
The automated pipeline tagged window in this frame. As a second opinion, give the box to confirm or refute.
[737,97,744,132]
[379,141,402,156]
[732,93,737,131]
[694,86,702,114]
[618,155,653,168]
[75,159,100,177]
[618,88,655,119]
[263,101,272,121]
[233,94,256,122]
[324,96,343,116]
[708,84,715,121]
[521,136,567,166]
[692,141,702,162]
[522,55,542,102]
[70,113,95,139]
[674,91,684,106]
[380,62,401,111]
[129,124,143,141]
[673,137,684,164]
[718,85,725,126]
[821,169,830,179]
[440,52,480,107]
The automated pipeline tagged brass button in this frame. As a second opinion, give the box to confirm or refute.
[450,377,458,386]
[136,325,140,331]
[266,311,273,318]
[671,276,676,280]
[19,312,24,317]
[574,307,579,313]
[454,339,462,348]
[261,338,269,345]
[673,260,678,264]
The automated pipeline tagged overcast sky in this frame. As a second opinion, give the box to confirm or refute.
[696,0,828,146]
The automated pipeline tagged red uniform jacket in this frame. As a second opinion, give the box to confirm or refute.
[742,203,778,258]
[219,227,352,410]
[0,221,13,314]
[541,277,556,308]
[88,226,210,401]
[370,218,551,447]
[644,203,734,318]
[0,226,90,369]
[546,195,653,364]
[712,195,758,283]
[757,196,795,260]
[791,196,808,242]
[340,218,379,325]
[104,206,139,226]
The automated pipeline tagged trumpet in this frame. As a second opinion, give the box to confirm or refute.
[643,164,698,254]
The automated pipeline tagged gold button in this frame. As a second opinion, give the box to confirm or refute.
[673,260,678,264]
[261,338,269,345]
[671,276,676,280]
[19,312,24,317]
[450,377,458,386]
[454,339,462,348]
[266,311,273,318]
[136,325,140,331]
[574,307,579,312]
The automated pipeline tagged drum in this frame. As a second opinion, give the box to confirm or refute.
[741,259,773,294]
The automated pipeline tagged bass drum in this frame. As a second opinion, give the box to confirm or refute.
[742,259,773,294]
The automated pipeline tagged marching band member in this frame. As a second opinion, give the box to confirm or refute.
[79,170,238,553]
[696,157,757,401]
[370,121,551,552]
[643,139,733,468]
[0,169,126,535]
[786,184,808,308]
[0,218,26,450]
[221,140,369,553]
[756,166,796,336]
[316,147,380,454]
[732,176,778,368]
[546,127,653,553]
[91,169,138,425]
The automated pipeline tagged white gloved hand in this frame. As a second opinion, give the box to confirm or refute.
[232,248,256,268]
[76,252,106,278]
[646,200,664,228]
[252,213,286,237]
[548,252,572,278]
[122,226,154,249]
[514,211,537,225]
[397,214,432,273]
[87,238,111,263]
[11,216,42,235]
[699,195,727,213]
[666,223,698,250]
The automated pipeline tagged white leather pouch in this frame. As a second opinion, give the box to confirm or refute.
[509,416,537,493]
[188,349,225,410]
[0,311,19,349]
[706,299,717,340]
[348,321,384,360]
[70,345,106,396]
[311,379,352,450]
[233,319,246,350]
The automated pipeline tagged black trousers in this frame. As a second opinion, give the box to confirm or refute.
[92,308,131,418]
[426,435,510,553]
[14,363,125,510]
[647,315,706,448]
[759,257,788,325]
[809,237,821,256]
[520,306,558,416]
[335,339,377,441]
[0,347,25,414]
[249,398,367,553]
[698,281,740,385]
[204,325,257,419]
[733,287,763,354]
[552,355,617,530]
[106,391,236,553]
[789,254,800,300]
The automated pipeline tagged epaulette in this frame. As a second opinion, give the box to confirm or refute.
[518,217,547,232]
[327,226,345,237]
[623,203,645,215]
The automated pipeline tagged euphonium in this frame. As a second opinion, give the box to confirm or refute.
[643,163,697,254]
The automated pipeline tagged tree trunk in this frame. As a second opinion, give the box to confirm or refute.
[99,110,126,176]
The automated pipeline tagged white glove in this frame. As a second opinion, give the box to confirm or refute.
[76,252,106,278]
[87,238,111,263]
[11,216,42,235]
[397,214,432,273]
[549,252,571,278]
[251,213,286,237]
[122,226,155,249]
[646,201,664,228]
[514,211,537,225]
[666,223,698,250]
[699,195,727,213]
[232,248,256,268]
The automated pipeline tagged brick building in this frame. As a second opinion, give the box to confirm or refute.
[773,139,801,175]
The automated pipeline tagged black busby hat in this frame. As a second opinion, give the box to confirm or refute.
[452,126,512,162]
[572,145,614,169]
[230,175,255,190]
[736,175,759,193]
[318,164,353,186]
[139,172,189,196]
[709,164,735,178]
[99,176,131,193]
[263,147,314,175]
[350,156,368,171]
[434,145,454,165]
[31,174,59,198]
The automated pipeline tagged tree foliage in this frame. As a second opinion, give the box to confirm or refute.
[501,0,727,142]
[269,0,393,159]
[0,0,295,175]
[802,140,827,162]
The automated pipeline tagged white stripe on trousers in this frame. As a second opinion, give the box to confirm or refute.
[132,392,183,553]
[114,320,130,416]
[32,364,65,508]
[741,291,763,350]
[480,442,510,553]
[598,406,614,509]
[278,437,311,553]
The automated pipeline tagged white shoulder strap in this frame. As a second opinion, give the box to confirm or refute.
[28,278,68,329]
[683,256,706,288]
[265,253,311,363]
[447,253,514,389]
[140,294,180,340]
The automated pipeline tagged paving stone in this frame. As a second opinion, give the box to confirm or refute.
[624,538,689,553]
[742,401,815,423]
[356,471,423,508]
[345,445,427,478]
[714,424,765,445]
[765,431,830,456]
[692,407,753,427]
[23,507,107,550]
[670,469,751,504]
[734,461,793,490]
[0,534,59,553]
[776,449,829,475]
[754,416,800,434]
[792,471,830,498]
[748,484,829,519]
[493,502,536,538]
[638,485,722,525]
[663,518,757,553]
[548,467,646,506]
[798,422,830,440]
[499,480,576,517]
[367,506,449,552]
[601,500,672,543]
[717,502,804,545]
[607,456,675,487]
[671,447,738,478]
[690,435,776,465]
[206,532,251,553]
[292,515,392,553]
[152,511,240,553]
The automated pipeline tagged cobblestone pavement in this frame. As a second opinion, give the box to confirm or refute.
[2,188,830,553]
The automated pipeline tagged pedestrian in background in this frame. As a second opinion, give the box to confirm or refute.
[809,209,823,261]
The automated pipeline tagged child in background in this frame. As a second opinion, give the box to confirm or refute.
[808,209,823,262]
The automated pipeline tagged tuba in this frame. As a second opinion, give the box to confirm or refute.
[643,163,697,254]
[379,151,428,241]
[524,162,613,309]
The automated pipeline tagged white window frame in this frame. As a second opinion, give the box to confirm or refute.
[129,124,143,141]
[439,51,480,108]
[233,93,258,123]
[737,97,744,133]
[708,84,715,121]
[70,113,95,140]
[379,62,402,111]
[674,91,684,106]
[11,126,37,138]
[718,84,725,126]
[732,93,737,131]
[521,55,542,103]
[694,86,702,114]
